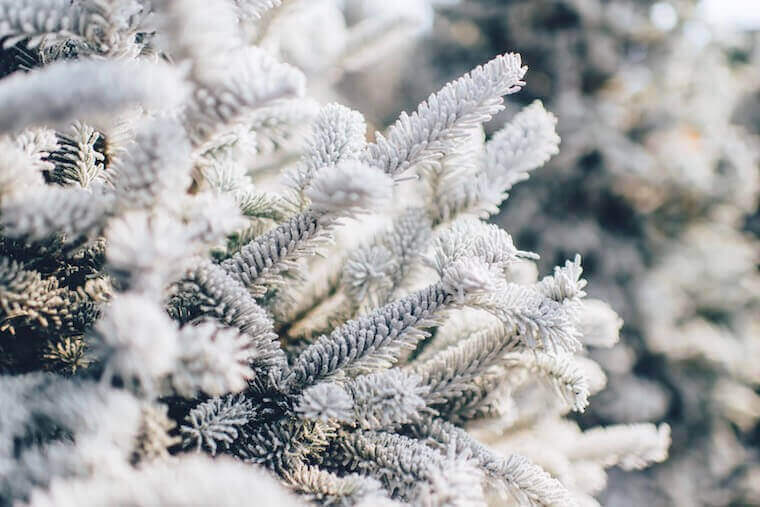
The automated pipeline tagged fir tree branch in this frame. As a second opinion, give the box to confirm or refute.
[0,0,144,55]
[172,260,286,382]
[284,103,367,208]
[1,186,111,245]
[342,207,432,310]
[409,324,522,419]
[46,122,105,188]
[297,369,429,430]
[282,462,388,506]
[181,394,253,455]
[0,58,187,135]
[283,282,455,391]
[407,417,576,507]
[333,429,484,503]
[183,47,306,146]
[363,53,527,177]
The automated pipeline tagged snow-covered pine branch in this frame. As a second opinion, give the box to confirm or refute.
[0,59,186,135]
[363,53,527,177]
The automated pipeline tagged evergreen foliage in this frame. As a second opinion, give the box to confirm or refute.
[0,1,671,506]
